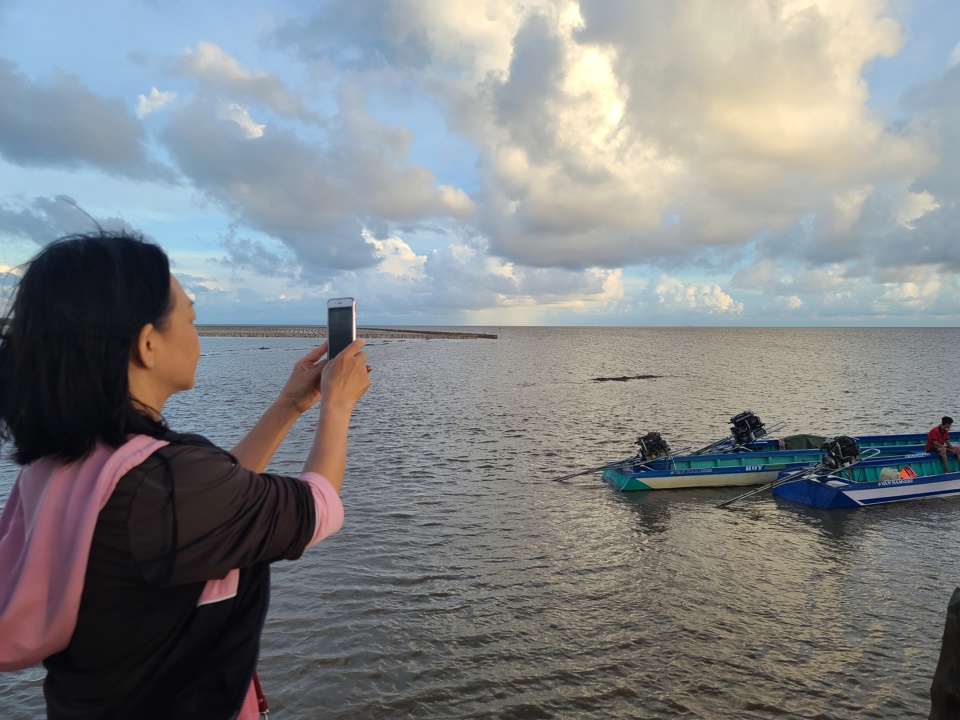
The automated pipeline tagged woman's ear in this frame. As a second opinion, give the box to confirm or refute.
[131,323,157,369]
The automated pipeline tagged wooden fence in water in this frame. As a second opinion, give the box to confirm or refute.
[196,325,497,340]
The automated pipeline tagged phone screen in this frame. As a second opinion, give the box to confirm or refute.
[327,306,355,359]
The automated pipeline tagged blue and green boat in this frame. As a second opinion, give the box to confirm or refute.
[602,431,931,492]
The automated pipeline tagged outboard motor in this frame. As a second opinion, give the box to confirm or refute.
[635,431,671,461]
[730,411,767,446]
[821,436,861,469]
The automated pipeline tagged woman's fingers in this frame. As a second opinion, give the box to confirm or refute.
[340,338,366,358]
[302,342,328,365]
[321,341,370,408]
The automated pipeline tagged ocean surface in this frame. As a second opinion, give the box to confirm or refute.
[2,326,959,719]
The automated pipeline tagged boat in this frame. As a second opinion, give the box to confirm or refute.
[772,452,960,509]
[599,413,931,492]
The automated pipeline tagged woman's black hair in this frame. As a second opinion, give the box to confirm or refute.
[0,231,174,465]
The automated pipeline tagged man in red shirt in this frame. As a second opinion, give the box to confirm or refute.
[926,416,960,473]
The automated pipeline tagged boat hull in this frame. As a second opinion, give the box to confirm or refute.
[773,455,960,509]
[604,466,780,491]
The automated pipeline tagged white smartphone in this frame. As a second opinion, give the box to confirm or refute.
[326,297,356,360]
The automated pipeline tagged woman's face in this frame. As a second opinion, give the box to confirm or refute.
[155,275,201,395]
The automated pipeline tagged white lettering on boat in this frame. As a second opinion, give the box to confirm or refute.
[878,478,914,487]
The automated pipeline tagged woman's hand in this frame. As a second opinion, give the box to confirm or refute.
[305,339,371,489]
[232,343,333,471]
[320,338,371,413]
[278,343,329,414]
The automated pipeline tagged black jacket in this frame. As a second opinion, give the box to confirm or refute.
[43,433,317,720]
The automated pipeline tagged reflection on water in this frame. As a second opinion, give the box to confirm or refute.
[2,327,958,718]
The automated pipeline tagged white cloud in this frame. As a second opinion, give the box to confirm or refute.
[896,190,939,228]
[6,2,960,326]
[216,103,264,139]
[136,87,177,118]
[437,185,477,218]
[832,186,872,233]
[175,42,316,122]
[875,280,940,311]
[368,234,426,279]
[654,276,744,314]
[398,0,931,268]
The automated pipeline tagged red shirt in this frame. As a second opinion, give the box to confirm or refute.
[927,425,950,451]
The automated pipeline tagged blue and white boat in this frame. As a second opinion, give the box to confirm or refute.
[552,411,931,492]
[602,434,931,491]
[595,412,931,491]
[772,452,960,509]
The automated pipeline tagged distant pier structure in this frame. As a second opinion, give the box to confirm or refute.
[196,325,498,340]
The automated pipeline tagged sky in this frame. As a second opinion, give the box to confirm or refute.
[0,0,959,326]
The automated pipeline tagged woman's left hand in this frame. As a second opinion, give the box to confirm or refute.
[278,343,328,414]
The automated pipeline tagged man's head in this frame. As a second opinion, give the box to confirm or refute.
[943,416,954,429]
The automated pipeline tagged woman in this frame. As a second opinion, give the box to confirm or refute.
[0,231,370,719]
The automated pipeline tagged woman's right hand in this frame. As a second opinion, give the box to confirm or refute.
[319,338,371,412]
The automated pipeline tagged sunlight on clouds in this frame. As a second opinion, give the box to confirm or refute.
[368,235,426,278]
[449,243,476,263]
[877,280,940,310]
[175,42,315,122]
[526,268,623,310]
[896,190,939,228]
[601,269,624,302]
[181,42,262,86]
[561,40,626,152]
[426,0,936,265]
[699,0,903,166]
[136,87,177,118]
[216,103,264,138]
[437,185,477,218]
[832,186,871,232]
[655,276,744,314]
[397,0,537,79]
[6,0,960,325]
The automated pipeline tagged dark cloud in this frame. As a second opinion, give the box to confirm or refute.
[272,1,432,70]
[160,101,375,269]
[218,228,300,279]
[0,195,140,246]
[159,93,469,271]
[0,60,174,181]
[492,14,565,162]
[894,65,960,268]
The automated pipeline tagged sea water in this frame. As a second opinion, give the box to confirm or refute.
[1,327,958,719]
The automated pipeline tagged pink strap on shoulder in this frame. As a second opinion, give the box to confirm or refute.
[0,435,169,670]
